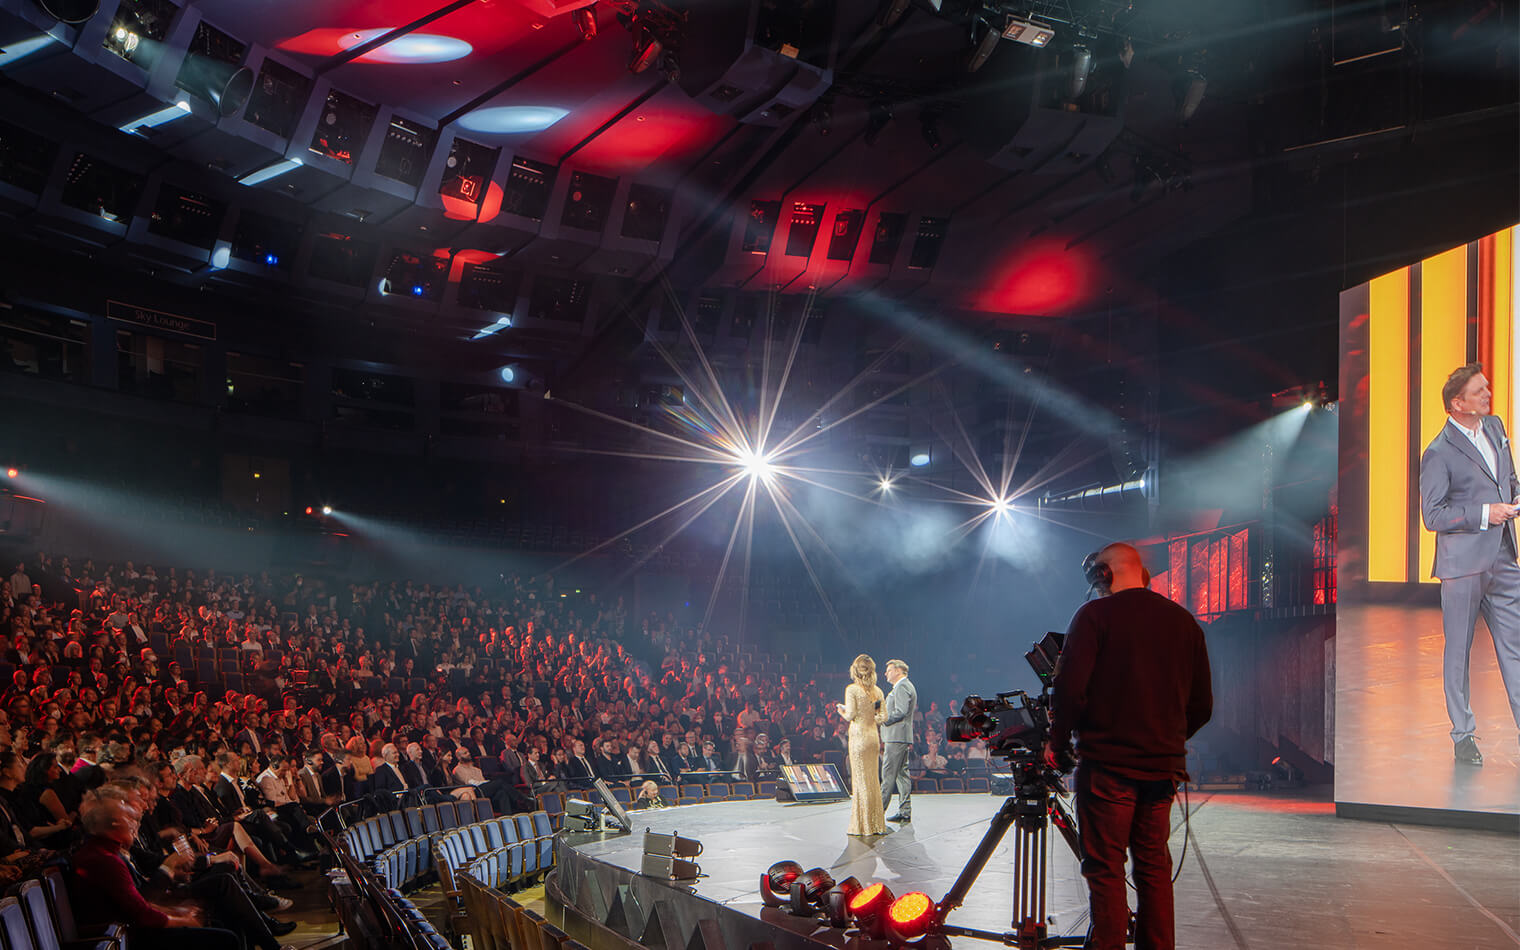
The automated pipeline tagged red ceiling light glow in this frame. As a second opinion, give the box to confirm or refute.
[978,240,1093,316]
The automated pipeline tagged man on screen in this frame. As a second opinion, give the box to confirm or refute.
[1419,363,1520,765]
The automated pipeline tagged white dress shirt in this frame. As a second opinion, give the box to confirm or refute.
[1449,415,1501,529]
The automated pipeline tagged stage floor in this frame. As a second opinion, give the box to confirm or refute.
[564,791,1520,949]
[1337,603,1520,821]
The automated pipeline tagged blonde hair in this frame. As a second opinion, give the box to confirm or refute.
[851,654,877,689]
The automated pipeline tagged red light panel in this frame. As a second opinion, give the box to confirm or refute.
[4,468,15,478]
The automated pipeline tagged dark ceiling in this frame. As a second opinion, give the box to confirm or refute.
[0,0,1514,399]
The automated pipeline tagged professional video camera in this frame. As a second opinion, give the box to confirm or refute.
[945,632,1071,778]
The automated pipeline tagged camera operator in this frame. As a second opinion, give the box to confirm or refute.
[1042,543,1212,950]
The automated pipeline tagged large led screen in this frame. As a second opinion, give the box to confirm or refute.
[1337,224,1520,826]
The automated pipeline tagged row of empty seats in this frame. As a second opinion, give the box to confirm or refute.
[430,813,556,903]
[342,798,498,863]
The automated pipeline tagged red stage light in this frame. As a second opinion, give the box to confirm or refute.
[887,891,935,940]
[304,506,314,515]
[4,468,15,478]
[848,881,894,917]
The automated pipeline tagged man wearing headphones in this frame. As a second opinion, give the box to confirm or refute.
[1043,542,1212,950]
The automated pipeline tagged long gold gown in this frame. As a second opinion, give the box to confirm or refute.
[843,682,887,836]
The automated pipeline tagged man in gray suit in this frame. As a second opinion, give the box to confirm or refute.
[881,659,917,822]
[1420,363,1520,766]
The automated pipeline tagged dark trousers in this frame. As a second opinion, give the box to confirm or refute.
[1074,763,1177,950]
[130,927,241,950]
[152,865,279,950]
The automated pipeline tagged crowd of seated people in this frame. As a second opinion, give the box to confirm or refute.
[0,549,987,946]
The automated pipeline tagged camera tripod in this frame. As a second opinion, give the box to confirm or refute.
[932,754,1089,950]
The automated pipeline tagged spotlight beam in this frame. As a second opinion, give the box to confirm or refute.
[757,478,844,637]
[546,473,744,575]
[654,275,750,451]
[545,394,732,462]
[701,478,758,638]
[767,338,909,456]
[758,285,818,454]
[998,390,1043,500]
[772,364,949,460]
[610,473,748,585]
[934,383,999,503]
[1007,444,1109,502]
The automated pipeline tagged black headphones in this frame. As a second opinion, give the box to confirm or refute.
[1083,549,1151,595]
[1082,551,1113,594]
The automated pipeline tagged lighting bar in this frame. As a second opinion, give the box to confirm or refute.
[238,157,303,186]
[470,315,512,341]
[1002,15,1055,47]
[118,100,191,134]
[1043,477,1145,505]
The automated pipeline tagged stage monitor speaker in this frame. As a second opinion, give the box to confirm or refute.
[640,853,701,880]
[643,830,703,859]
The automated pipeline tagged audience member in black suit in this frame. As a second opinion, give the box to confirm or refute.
[563,740,596,788]
[593,740,624,781]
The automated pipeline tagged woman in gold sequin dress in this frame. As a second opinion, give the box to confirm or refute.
[836,654,887,836]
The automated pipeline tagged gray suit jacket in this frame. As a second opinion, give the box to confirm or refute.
[1420,415,1520,579]
[881,676,917,744]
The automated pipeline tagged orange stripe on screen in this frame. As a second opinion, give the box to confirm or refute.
[1418,245,1471,583]
[1367,268,1410,582]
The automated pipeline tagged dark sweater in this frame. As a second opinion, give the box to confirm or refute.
[1049,587,1213,781]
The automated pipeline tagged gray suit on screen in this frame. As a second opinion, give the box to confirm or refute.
[880,674,917,817]
[1419,415,1520,741]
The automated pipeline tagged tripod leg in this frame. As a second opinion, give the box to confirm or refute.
[934,797,1020,924]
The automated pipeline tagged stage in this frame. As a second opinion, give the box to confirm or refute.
[545,791,1520,950]
[1336,603,1520,827]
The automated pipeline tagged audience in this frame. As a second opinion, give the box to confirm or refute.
[0,546,983,946]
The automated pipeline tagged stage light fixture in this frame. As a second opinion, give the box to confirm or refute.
[304,506,313,515]
[886,891,935,941]
[788,867,834,916]
[879,476,894,492]
[991,496,1011,514]
[848,882,895,938]
[321,505,333,515]
[264,253,279,266]
[760,860,803,906]
[1067,44,1094,99]
[210,246,231,269]
[1002,14,1054,47]
[573,4,597,40]
[499,365,516,384]
[824,876,862,927]
[910,450,930,467]
[4,468,17,479]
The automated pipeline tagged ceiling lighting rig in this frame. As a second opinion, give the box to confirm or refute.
[608,0,686,80]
